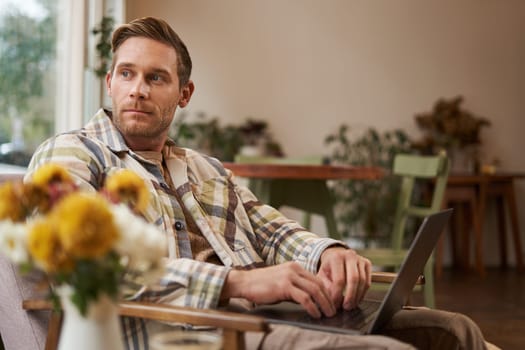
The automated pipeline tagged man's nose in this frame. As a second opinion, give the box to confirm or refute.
[129,78,150,99]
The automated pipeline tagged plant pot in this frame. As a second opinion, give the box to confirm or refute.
[239,144,264,157]
[448,146,478,173]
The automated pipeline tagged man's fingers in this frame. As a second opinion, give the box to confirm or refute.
[320,258,345,309]
[318,248,373,312]
[342,258,359,309]
[292,270,336,317]
[342,256,372,310]
[289,288,322,318]
[355,258,371,303]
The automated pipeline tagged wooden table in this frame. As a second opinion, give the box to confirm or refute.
[222,163,384,180]
[436,172,525,276]
[223,162,384,240]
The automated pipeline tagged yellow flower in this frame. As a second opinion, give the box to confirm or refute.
[29,163,77,213]
[0,182,26,221]
[27,219,73,273]
[22,183,52,214]
[105,169,149,213]
[31,163,73,188]
[51,193,119,259]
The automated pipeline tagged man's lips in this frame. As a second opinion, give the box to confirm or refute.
[123,109,151,115]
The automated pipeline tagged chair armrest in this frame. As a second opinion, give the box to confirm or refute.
[23,299,269,350]
[372,271,425,285]
[118,301,268,332]
[23,299,268,332]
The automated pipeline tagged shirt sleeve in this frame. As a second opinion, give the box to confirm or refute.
[132,258,231,309]
[25,133,106,190]
[231,172,348,274]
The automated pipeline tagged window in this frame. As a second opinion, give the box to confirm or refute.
[0,0,123,169]
[0,0,58,167]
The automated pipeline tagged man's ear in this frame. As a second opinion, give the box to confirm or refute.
[105,71,112,96]
[178,80,195,108]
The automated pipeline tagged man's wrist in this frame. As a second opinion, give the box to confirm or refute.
[318,245,350,269]
[220,269,245,301]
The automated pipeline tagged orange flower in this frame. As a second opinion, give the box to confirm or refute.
[30,163,78,213]
[31,163,73,188]
[0,182,26,221]
[27,219,73,273]
[51,193,119,259]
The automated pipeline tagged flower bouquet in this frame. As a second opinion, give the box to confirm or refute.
[0,164,167,350]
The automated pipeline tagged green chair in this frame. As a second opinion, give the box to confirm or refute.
[358,152,450,308]
[233,155,342,239]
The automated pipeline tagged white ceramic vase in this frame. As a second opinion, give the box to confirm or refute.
[57,286,124,350]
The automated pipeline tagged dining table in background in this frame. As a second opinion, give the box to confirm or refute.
[222,162,384,240]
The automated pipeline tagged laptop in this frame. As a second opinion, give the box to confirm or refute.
[246,209,453,335]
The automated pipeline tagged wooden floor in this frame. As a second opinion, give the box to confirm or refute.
[422,267,524,350]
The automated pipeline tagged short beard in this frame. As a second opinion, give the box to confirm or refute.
[112,105,176,139]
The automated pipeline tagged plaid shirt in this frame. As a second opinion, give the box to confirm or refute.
[27,109,343,348]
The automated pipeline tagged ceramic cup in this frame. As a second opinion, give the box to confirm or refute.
[150,330,222,350]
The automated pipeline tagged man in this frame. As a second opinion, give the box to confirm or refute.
[26,17,489,349]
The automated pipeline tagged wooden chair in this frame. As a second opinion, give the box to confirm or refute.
[22,274,403,350]
[357,152,450,308]
[233,155,343,239]
[22,299,269,350]
[21,272,406,350]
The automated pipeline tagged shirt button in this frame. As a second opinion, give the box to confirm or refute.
[174,221,184,231]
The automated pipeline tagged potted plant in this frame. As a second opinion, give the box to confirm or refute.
[324,125,412,245]
[412,95,491,172]
[237,118,283,157]
[171,112,283,161]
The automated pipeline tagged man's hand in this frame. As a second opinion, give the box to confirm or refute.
[221,262,336,318]
[317,247,372,310]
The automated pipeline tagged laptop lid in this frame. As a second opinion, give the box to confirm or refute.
[367,208,453,333]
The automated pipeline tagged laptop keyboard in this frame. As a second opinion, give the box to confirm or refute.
[247,299,381,335]
[296,299,380,331]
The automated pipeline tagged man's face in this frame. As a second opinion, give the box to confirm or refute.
[106,37,193,151]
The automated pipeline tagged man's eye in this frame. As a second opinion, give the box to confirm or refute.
[121,70,130,78]
[151,74,162,82]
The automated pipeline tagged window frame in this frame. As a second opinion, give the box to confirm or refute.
[56,0,125,133]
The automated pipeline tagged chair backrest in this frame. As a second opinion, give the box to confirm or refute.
[390,152,450,251]
[0,172,51,350]
[0,255,49,350]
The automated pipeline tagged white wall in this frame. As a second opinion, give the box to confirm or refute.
[126,0,525,266]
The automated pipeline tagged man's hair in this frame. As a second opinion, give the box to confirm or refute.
[110,17,192,87]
